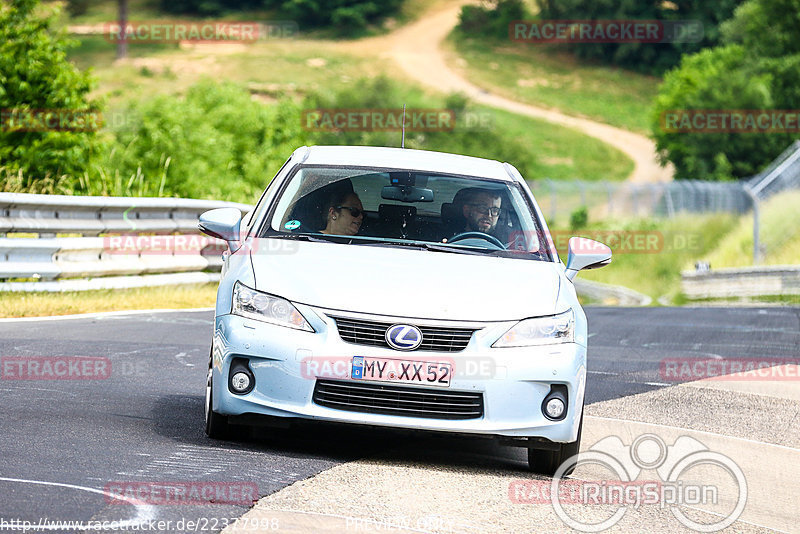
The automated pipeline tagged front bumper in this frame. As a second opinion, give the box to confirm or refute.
[211,308,586,443]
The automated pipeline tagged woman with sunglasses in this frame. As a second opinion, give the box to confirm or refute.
[320,191,365,236]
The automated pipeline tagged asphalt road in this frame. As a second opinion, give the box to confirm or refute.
[0,307,797,533]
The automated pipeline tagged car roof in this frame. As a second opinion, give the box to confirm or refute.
[297,146,517,182]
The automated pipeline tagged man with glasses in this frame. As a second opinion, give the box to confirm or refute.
[460,189,503,235]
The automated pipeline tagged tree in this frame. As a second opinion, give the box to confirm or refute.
[0,0,101,185]
[117,0,128,59]
[651,0,800,180]
[537,0,743,75]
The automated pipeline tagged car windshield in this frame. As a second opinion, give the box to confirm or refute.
[261,165,553,261]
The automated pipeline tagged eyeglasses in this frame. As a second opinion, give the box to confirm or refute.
[468,204,501,217]
[336,206,365,218]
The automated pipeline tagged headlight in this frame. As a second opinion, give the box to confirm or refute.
[232,282,314,332]
[493,309,574,348]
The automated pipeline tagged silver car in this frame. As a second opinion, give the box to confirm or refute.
[199,145,611,476]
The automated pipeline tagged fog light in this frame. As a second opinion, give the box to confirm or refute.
[230,372,251,393]
[542,385,568,421]
[545,398,565,419]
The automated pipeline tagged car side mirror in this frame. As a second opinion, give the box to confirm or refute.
[198,208,242,253]
[565,237,612,281]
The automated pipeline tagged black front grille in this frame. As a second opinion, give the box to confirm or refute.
[332,316,475,352]
[313,380,484,420]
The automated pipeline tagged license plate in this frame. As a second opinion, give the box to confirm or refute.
[351,357,451,387]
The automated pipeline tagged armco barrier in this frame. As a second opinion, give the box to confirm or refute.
[0,193,252,292]
[681,266,800,299]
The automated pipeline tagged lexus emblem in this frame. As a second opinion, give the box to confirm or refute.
[385,324,423,351]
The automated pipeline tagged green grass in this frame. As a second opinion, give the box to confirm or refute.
[68,37,389,109]
[700,191,800,268]
[0,283,217,318]
[446,34,661,133]
[559,213,740,304]
[486,106,633,181]
[51,0,166,25]
[551,191,800,305]
[63,34,634,183]
[67,35,179,70]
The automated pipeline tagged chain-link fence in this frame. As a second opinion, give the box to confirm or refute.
[529,140,800,263]
[529,179,751,224]
[529,140,800,225]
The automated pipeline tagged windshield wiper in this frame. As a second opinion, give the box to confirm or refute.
[267,233,344,242]
[423,243,501,255]
[358,240,500,256]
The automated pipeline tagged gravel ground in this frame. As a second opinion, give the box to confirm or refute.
[586,384,800,449]
[223,378,800,533]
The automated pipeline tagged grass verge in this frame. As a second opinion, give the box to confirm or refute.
[446,34,660,133]
[64,35,635,183]
[699,191,800,268]
[560,213,740,304]
[486,106,633,181]
[0,283,217,318]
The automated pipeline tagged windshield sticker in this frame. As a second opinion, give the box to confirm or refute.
[284,220,302,230]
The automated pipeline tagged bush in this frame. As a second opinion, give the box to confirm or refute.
[569,206,588,230]
[66,0,90,16]
[104,81,311,201]
[652,0,800,180]
[537,0,743,75]
[158,0,265,16]
[281,0,404,34]
[457,0,527,39]
[303,75,536,178]
[0,0,102,186]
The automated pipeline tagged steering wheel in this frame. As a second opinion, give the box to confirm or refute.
[448,231,506,249]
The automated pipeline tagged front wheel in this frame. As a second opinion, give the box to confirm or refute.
[527,409,583,477]
[205,367,231,439]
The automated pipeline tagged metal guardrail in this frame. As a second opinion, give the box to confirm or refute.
[0,193,252,291]
[681,266,800,299]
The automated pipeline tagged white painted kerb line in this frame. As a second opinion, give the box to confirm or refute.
[0,476,156,531]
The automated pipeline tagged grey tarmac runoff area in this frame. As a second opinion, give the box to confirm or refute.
[0,307,798,533]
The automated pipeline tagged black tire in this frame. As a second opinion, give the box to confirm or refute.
[205,367,231,439]
[527,409,583,477]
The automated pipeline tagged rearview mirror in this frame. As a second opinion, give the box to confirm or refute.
[564,237,612,281]
[381,185,434,202]
[198,208,242,253]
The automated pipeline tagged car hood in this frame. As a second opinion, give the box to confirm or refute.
[248,239,562,322]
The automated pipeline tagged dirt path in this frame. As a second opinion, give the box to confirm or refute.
[73,4,673,183]
[336,2,673,183]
